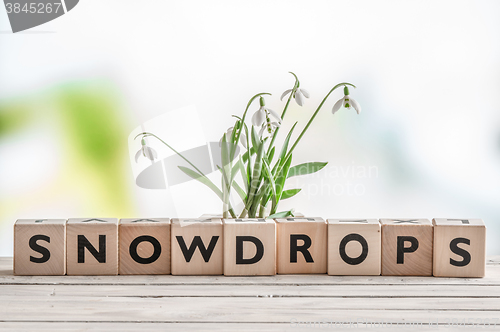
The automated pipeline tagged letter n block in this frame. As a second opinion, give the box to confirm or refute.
[381,218,433,276]
[171,218,223,275]
[14,219,66,275]
[276,217,327,274]
[223,218,276,276]
[119,218,171,275]
[66,218,118,275]
[433,218,486,278]
[327,219,381,276]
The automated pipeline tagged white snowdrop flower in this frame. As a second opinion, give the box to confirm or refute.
[259,115,281,138]
[251,96,281,127]
[135,138,157,162]
[220,126,247,148]
[280,87,310,106]
[331,86,361,115]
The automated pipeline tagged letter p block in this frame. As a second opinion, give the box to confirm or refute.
[381,218,433,276]
[14,219,67,275]
[223,218,276,276]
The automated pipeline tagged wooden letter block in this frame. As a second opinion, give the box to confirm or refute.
[433,218,486,278]
[119,218,171,275]
[381,219,433,276]
[276,217,327,274]
[171,218,223,275]
[223,218,276,276]
[14,219,66,276]
[327,219,381,276]
[66,218,118,275]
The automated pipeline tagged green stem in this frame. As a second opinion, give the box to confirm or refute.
[135,132,206,177]
[267,73,299,154]
[284,82,356,162]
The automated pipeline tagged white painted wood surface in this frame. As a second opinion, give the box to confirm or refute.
[0,257,499,331]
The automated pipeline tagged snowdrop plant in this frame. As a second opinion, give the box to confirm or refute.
[135,72,359,218]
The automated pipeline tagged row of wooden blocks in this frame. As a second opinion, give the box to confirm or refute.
[14,217,486,277]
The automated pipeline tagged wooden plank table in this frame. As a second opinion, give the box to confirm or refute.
[0,257,499,331]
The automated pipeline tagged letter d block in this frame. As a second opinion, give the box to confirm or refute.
[14,219,66,275]
[223,218,276,276]
[276,217,327,274]
[433,218,486,278]
[67,218,118,275]
[171,218,223,275]
[381,219,433,276]
[327,219,381,276]
[119,218,171,275]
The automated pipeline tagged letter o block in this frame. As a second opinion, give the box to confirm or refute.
[119,218,171,275]
[66,218,118,276]
[433,218,486,278]
[14,219,67,276]
[171,218,223,275]
[223,218,276,276]
[327,219,381,276]
[276,217,327,274]
[381,219,433,276]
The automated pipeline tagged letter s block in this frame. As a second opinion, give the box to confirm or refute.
[433,218,486,278]
[276,217,327,274]
[171,218,223,275]
[66,218,118,275]
[223,218,276,276]
[119,218,171,275]
[14,219,66,275]
[381,219,433,276]
[327,219,381,276]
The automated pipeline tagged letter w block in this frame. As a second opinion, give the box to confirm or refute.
[171,218,223,275]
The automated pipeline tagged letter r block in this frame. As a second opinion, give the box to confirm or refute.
[66,218,118,276]
[327,219,381,276]
[119,218,171,275]
[171,218,223,275]
[381,219,433,276]
[276,217,327,274]
[433,218,486,278]
[14,219,66,275]
[223,218,276,276]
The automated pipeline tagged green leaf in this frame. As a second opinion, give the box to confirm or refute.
[242,147,256,164]
[280,188,302,200]
[237,156,249,192]
[268,210,295,219]
[272,154,292,213]
[278,122,297,165]
[178,166,223,201]
[287,162,328,178]
[262,159,277,209]
[232,181,247,201]
[267,146,275,163]
[251,126,260,151]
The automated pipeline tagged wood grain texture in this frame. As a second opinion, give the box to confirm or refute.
[381,219,433,276]
[171,218,223,275]
[119,218,171,275]
[433,218,486,278]
[1,257,500,330]
[66,218,118,276]
[223,218,276,276]
[13,219,66,276]
[328,219,381,276]
[276,217,327,274]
